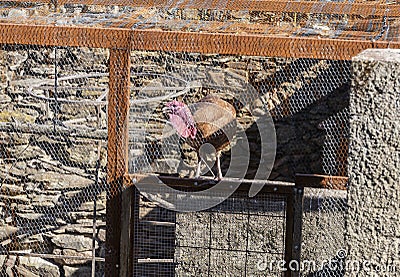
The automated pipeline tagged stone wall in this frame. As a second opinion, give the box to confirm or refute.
[346,49,400,276]
[0,46,108,276]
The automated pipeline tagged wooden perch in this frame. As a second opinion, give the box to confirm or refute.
[128,173,296,194]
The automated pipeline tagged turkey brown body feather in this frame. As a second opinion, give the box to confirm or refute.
[164,95,237,179]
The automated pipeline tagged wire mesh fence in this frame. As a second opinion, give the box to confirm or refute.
[134,190,288,277]
[128,51,352,181]
[0,0,398,276]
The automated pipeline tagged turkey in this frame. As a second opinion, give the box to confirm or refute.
[163,95,237,179]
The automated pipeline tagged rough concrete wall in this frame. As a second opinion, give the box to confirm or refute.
[301,188,347,276]
[346,49,400,276]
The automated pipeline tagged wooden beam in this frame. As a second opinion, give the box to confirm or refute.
[295,173,348,190]
[106,47,131,276]
[130,29,398,60]
[107,48,131,182]
[1,23,398,60]
[0,23,131,49]
[1,0,52,3]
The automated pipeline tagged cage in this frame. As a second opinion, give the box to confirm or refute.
[0,0,398,276]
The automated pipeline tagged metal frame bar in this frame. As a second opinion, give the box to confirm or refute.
[0,24,132,49]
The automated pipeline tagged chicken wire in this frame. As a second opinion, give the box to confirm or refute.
[0,0,397,276]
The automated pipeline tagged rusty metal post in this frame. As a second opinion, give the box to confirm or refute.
[106,47,131,276]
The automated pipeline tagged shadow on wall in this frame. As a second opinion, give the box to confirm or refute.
[221,82,350,182]
[250,59,351,181]
[209,59,351,182]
